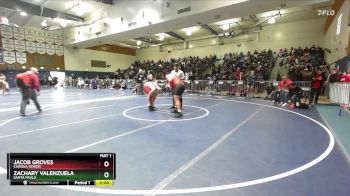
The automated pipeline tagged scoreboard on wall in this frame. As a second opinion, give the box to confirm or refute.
[7,153,116,186]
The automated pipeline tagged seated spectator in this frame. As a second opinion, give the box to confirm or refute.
[288,83,302,107]
[274,76,292,106]
[288,65,303,81]
[265,83,277,100]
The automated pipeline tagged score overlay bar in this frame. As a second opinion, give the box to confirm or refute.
[7,153,116,186]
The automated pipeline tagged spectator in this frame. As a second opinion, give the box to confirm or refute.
[309,69,323,105]
[327,69,339,83]
[339,68,350,82]
[133,69,145,94]
[275,76,292,106]
[0,73,9,95]
[288,83,302,107]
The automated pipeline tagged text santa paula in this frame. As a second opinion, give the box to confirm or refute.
[13,170,74,179]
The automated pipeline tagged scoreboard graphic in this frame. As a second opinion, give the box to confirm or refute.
[7,153,116,186]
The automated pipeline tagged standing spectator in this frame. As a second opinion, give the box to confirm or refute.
[327,69,339,83]
[16,67,42,116]
[133,69,145,94]
[309,69,323,105]
[339,68,350,82]
[325,69,339,98]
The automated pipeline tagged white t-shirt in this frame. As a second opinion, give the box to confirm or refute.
[170,70,185,80]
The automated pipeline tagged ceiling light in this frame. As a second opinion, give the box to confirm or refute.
[75,9,84,16]
[268,17,276,24]
[59,20,67,27]
[159,33,165,41]
[74,2,93,17]
[33,0,41,2]
[216,18,239,25]
[56,67,60,70]
[74,4,84,16]
[20,11,27,16]
[136,40,142,45]
[221,24,229,30]
[22,66,26,69]
[0,16,9,24]
[41,20,47,27]
[183,27,197,36]
[40,66,44,70]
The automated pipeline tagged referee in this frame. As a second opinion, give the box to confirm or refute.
[170,64,185,111]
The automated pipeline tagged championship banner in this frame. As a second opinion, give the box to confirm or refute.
[15,52,27,64]
[3,51,16,64]
[26,41,36,53]
[2,38,14,51]
[14,40,26,52]
[25,29,36,42]
[0,48,4,64]
[13,27,25,40]
[46,44,55,55]
[55,45,64,56]
[1,25,13,38]
[45,33,55,44]
[54,35,63,45]
[36,32,45,43]
[36,43,46,54]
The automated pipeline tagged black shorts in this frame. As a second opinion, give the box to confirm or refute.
[173,84,185,96]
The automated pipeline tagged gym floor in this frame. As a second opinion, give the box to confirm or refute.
[0,88,349,196]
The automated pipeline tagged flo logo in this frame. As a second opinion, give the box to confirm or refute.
[317,10,335,16]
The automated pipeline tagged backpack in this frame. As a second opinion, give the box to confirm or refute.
[16,73,31,89]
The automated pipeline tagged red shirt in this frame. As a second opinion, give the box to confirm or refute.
[312,73,322,89]
[344,74,350,82]
[17,71,40,91]
[278,79,292,91]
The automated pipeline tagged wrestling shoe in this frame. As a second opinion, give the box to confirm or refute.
[174,112,183,118]
[148,106,157,111]
[171,109,178,113]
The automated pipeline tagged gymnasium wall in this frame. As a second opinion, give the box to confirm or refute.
[63,47,136,72]
[136,18,325,61]
[323,0,350,65]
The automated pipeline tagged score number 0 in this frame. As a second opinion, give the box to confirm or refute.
[104,161,109,178]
